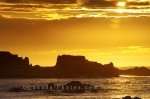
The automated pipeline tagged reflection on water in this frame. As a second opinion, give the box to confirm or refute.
[0,76,149,99]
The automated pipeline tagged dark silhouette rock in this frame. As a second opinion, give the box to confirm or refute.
[0,51,33,78]
[122,96,132,99]
[62,81,100,93]
[122,96,141,99]
[120,67,150,76]
[0,51,119,78]
[9,87,26,92]
[63,81,85,93]
[56,55,86,67]
[0,51,31,69]
[133,97,141,99]
[54,55,119,78]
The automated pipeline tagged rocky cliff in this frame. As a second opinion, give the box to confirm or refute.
[0,51,31,69]
[53,55,119,78]
[0,52,120,78]
[120,67,150,76]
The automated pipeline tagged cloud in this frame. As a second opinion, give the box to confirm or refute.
[78,0,150,7]
[127,1,150,6]
[0,14,11,18]
[0,0,150,7]
[78,0,117,7]
[0,0,76,4]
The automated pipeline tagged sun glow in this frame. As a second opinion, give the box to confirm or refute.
[116,9,126,13]
[117,1,127,7]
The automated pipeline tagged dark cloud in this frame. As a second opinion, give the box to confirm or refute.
[0,0,150,7]
[78,0,117,7]
[0,0,76,4]
[0,0,116,7]
[127,1,150,6]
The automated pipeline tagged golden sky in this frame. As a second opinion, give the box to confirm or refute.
[0,0,150,67]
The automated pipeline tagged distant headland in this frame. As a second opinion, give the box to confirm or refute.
[0,51,149,78]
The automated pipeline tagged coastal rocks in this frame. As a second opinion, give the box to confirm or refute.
[63,81,100,93]
[0,51,31,69]
[9,87,26,92]
[54,55,119,78]
[120,67,150,76]
[122,96,141,99]
[0,52,119,78]
[0,51,33,78]
[47,81,101,93]
[9,81,101,94]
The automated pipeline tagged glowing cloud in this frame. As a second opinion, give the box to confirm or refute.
[117,1,126,7]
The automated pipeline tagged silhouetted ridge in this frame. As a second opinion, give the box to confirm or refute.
[56,55,87,68]
[0,51,31,69]
[2,51,149,78]
[0,51,33,78]
[54,55,119,78]
[120,67,150,76]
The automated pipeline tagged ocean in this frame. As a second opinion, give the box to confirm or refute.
[0,75,149,99]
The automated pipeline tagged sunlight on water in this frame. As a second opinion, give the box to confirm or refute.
[0,76,149,99]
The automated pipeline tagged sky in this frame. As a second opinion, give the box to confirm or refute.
[0,0,150,67]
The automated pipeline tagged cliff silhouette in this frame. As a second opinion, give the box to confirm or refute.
[0,51,31,69]
[0,51,149,78]
[120,67,150,76]
[53,55,119,78]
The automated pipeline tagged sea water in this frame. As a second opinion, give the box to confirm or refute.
[0,75,149,99]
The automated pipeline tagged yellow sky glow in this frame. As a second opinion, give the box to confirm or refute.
[0,1,150,67]
[117,2,127,7]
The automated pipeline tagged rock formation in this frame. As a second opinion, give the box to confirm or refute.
[120,67,150,76]
[53,55,119,78]
[0,51,120,78]
[0,51,32,78]
[0,51,31,69]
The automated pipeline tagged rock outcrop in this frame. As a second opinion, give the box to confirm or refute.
[0,51,119,78]
[53,55,119,78]
[0,51,30,69]
[0,51,32,78]
[120,67,150,76]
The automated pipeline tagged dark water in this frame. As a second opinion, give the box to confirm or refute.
[0,75,149,99]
